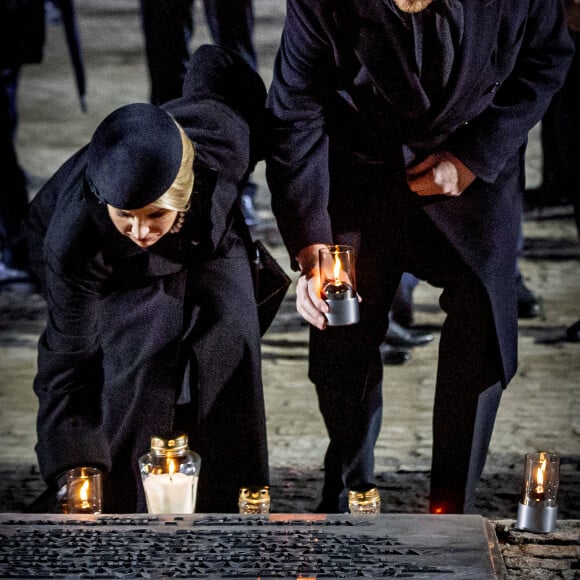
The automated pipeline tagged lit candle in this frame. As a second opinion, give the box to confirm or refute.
[142,459,198,514]
[319,245,359,326]
[324,255,355,297]
[516,451,559,533]
[531,458,546,503]
[139,433,201,514]
[66,467,103,514]
[78,480,91,511]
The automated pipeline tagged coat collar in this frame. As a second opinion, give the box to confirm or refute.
[436,0,501,121]
[349,0,501,124]
[352,0,430,118]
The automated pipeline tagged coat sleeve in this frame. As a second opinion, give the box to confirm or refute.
[25,147,90,291]
[448,0,574,183]
[28,176,112,485]
[266,0,339,266]
[34,254,112,484]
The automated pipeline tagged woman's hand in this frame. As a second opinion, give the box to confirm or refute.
[406,151,476,197]
[295,244,330,330]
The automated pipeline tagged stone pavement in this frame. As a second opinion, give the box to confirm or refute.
[1,1,579,577]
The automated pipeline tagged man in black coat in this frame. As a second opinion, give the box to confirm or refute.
[26,45,270,513]
[266,0,574,513]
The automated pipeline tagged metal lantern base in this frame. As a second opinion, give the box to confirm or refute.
[516,502,558,533]
[325,296,360,326]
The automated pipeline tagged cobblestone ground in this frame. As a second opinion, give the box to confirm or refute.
[1,0,579,542]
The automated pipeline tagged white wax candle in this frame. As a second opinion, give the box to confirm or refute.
[143,473,198,514]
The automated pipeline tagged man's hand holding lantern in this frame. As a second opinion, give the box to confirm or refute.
[296,244,330,330]
[296,243,361,329]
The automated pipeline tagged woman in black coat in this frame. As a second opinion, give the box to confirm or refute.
[25,45,269,513]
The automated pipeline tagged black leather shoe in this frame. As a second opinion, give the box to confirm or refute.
[524,185,566,209]
[379,343,411,365]
[385,319,434,348]
[565,319,580,343]
[516,276,541,319]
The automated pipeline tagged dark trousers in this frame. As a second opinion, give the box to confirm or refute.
[311,189,505,514]
[139,0,256,106]
[539,29,579,213]
[0,67,30,269]
[390,271,419,326]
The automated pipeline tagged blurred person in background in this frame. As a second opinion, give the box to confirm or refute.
[524,0,579,338]
[0,0,45,286]
[139,0,260,226]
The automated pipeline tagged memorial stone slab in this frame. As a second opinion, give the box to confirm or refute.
[0,513,505,579]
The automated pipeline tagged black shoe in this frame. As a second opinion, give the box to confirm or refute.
[379,343,411,365]
[565,319,580,343]
[516,276,541,319]
[385,319,434,348]
[524,185,564,209]
[524,186,547,209]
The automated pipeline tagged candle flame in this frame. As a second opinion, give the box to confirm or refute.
[168,459,176,481]
[535,458,547,495]
[333,254,342,282]
[80,479,89,502]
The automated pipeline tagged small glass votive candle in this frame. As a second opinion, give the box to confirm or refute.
[516,451,559,533]
[65,467,103,514]
[139,433,201,514]
[238,486,271,514]
[319,245,360,326]
[348,484,381,514]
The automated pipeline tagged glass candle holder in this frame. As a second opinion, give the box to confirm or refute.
[139,433,201,514]
[348,484,381,514]
[516,451,559,533]
[238,486,271,514]
[65,467,103,514]
[319,245,360,326]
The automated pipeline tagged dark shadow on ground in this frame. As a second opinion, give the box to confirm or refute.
[2,459,578,519]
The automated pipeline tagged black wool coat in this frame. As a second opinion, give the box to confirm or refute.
[266,0,574,384]
[26,45,269,513]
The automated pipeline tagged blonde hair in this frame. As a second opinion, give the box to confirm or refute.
[152,123,195,212]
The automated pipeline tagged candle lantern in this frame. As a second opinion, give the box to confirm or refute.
[516,451,559,533]
[319,245,360,326]
[139,433,201,514]
[65,467,102,514]
[238,486,271,514]
[348,484,381,514]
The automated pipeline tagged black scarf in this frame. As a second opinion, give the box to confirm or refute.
[384,0,465,108]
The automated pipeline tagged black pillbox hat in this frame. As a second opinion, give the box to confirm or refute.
[86,103,182,209]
